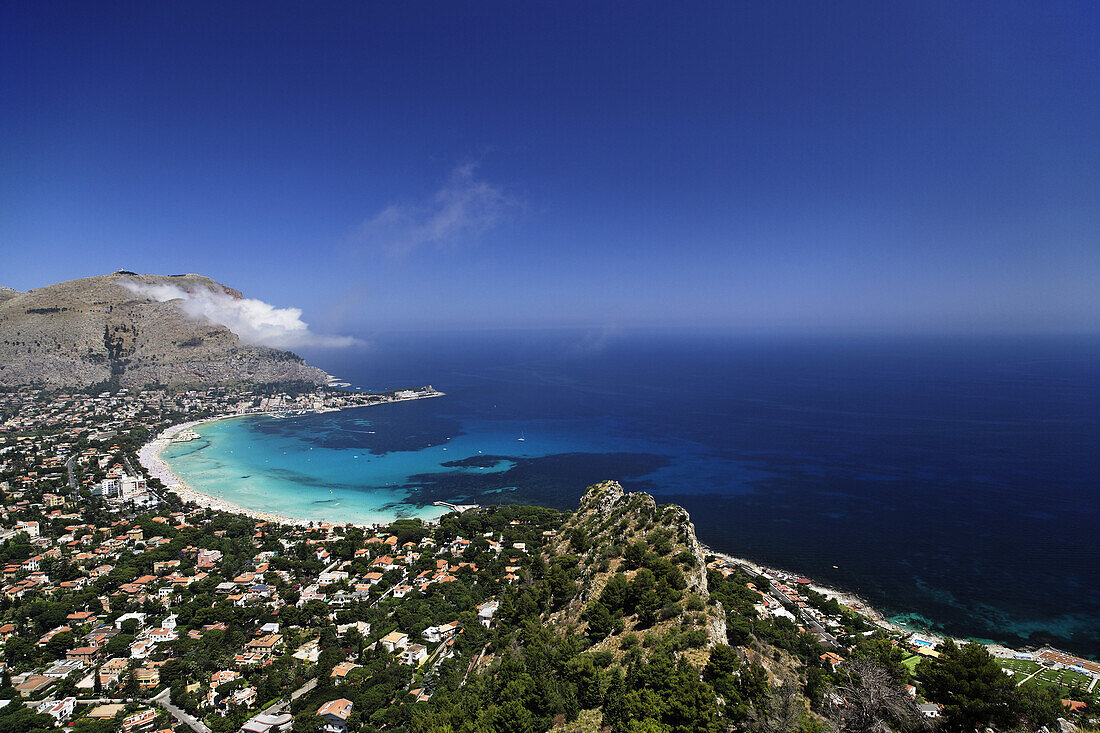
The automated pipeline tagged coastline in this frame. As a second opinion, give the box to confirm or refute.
[140,413,318,527]
[137,393,445,529]
[701,544,1021,659]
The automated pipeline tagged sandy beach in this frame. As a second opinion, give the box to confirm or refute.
[138,393,445,529]
[139,414,318,527]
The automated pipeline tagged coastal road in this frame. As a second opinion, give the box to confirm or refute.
[735,562,842,649]
[151,688,211,733]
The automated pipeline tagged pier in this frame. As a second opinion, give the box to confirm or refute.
[432,501,480,514]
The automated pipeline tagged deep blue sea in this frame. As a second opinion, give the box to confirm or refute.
[163,330,1100,658]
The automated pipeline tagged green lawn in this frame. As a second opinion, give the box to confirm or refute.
[997,658,1041,676]
[996,658,1094,698]
[901,655,922,673]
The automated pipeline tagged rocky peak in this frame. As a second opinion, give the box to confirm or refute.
[0,272,327,388]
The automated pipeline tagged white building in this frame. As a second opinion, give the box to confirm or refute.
[477,600,499,628]
[401,644,428,666]
[36,697,76,724]
[380,631,409,653]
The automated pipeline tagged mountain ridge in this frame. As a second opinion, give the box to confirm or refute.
[0,272,328,389]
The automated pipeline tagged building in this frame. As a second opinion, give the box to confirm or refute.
[424,621,459,643]
[918,703,942,718]
[330,661,362,680]
[67,646,101,665]
[122,709,158,731]
[36,696,76,724]
[135,666,160,689]
[317,698,354,733]
[380,631,409,653]
[401,644,428,666]
[477,600,499,628]
[240,713,294,733]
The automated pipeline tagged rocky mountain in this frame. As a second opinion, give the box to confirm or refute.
[0,272,328,389]
[545,480,728,655]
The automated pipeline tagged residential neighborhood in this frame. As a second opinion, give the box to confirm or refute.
[0,384,560,732]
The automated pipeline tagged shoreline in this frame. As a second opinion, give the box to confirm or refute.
[701,544,1025,660]
[138,394,446,529]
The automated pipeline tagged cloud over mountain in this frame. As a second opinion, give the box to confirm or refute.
[120,281,359,349]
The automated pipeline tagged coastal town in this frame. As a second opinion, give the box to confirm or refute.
[0,382,1097,732]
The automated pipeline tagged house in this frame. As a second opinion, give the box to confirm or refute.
[15,675,56,696]
[820,652,844,670]
[100,658,129,689]
[917,703,942,718]
[401,644,428,666]
[292,639,320,663]
[67,646,102,665]
[240,713,294,733]
[135,666,160,689]
[36,696,76,724]
[43,659,85,678]
[122,709,158,731]
[115,612,147,630]
[424,621,459,643]
[317,698,354,733]
[67,610,97,625]
[331,661,362,680]
[221,686,257,713]
[380,631,409,653]
[247,634,283,655]
[477,600,499,628]
[130,639,155,659]
[148,626,178,643]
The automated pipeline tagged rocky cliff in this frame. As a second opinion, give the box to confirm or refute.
[0,272,328,389]
[546,480,727,654]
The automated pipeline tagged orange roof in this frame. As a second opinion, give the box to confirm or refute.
[318,698,354,720]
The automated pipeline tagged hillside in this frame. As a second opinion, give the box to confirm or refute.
[418,481,848,732]
[544,480,728,658]
[0,272,327,389]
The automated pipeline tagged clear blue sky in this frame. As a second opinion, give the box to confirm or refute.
[2,2,1097,334]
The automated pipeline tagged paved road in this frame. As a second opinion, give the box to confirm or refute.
[65,455,77,493]
[259,677,318,716]
[735,562,841,649]
[290,677,317,701]
[152,688,211,733]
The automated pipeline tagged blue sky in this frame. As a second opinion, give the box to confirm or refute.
[2,2,1097,335]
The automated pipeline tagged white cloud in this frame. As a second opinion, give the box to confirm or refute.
[120,281,360,349]
[355,163,517,254]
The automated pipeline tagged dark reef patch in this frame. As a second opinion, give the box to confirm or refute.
[439,455,513,468]
[402,451,671,510]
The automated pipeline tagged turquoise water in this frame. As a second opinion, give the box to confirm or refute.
[160,403,687,525]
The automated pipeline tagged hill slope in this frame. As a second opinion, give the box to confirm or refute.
[0,272,327,388]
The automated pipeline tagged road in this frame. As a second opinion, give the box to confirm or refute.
[152,688,211,733]
[734,562,841,649]
[259,677,317,716]
[65,455,77,494]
